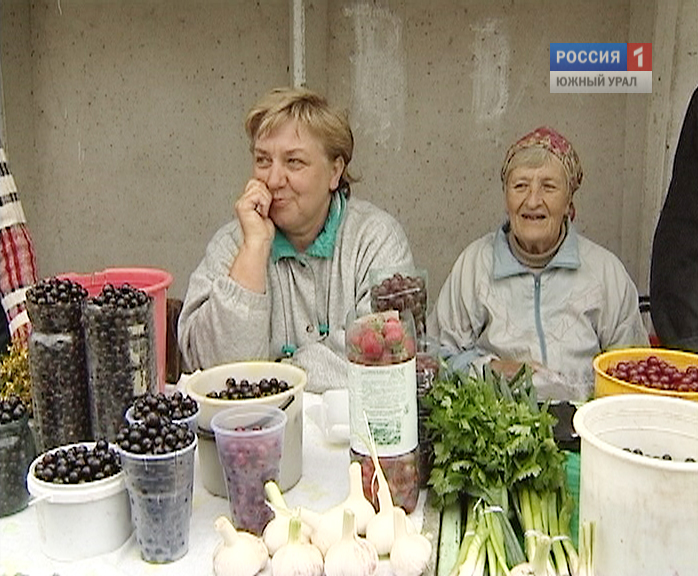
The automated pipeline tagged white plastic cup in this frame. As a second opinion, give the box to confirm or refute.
[211,406,286,536]
[117,438,197,563]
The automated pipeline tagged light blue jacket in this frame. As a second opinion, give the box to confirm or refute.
[427,224,649,400]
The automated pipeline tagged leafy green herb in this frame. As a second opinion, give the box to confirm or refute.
[425,365,564,508]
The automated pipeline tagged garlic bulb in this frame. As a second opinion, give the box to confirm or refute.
[212,516,269,576]
[263,481,312,555]
[271,514,324,576]
[338,462,376,535]
[389,507,432,576]
[298,504,345,556]
[324,508,379,576]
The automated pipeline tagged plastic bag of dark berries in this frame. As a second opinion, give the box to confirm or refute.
[84,283,157,440]
[369,267,428,344]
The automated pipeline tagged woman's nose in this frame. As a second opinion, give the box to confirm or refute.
[525,181,544,206]
[265,161,286,190]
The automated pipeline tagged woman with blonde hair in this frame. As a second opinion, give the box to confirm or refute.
[179,87,414,392]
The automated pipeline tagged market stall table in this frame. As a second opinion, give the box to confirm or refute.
[0,392,441,576]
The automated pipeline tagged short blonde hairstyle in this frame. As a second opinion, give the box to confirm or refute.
[245,87,355,185]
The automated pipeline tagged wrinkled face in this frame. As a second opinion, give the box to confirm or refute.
[505,155,571,254]
[253,119,343,247]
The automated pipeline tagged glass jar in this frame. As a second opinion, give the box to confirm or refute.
[346,309,419,512]
[0,412,37,516]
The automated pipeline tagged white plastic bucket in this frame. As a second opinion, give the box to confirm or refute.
[185,361,306,493]
[26,443,132,561]
[573,395,698,576]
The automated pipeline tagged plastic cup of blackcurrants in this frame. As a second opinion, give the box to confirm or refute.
[210,405,287,536]
[0,395,36,517]
[125,391,199,433]
[115,414,197,563]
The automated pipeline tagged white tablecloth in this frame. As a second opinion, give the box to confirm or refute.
[0,393,430,576]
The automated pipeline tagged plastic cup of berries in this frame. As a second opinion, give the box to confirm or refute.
[210,405,287,536]
[126,391,200,434]
[115,416,197,563]
[0,395,36,517]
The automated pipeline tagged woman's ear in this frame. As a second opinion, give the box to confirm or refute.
[568,201,576,221]
[330,156,345,191]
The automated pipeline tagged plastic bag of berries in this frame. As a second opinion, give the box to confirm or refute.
[26,277,92,451]
[0,394,36,517]
[369,267,428,344]
[84,283,157,440]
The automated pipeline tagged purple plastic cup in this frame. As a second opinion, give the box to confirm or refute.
[210,406,286,535]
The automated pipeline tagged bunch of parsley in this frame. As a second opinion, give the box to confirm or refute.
[425,364,564,508]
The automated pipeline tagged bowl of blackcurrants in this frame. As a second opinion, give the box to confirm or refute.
[184,361,307,494]
[26,440,133,561]
[125,391,200,433]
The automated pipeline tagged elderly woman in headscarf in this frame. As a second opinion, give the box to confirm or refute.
[427,126,648,401]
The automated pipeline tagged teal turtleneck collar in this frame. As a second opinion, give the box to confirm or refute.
[271,191,346,262]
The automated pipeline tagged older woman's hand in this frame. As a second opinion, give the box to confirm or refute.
[490,358,544,380]
[235,178,276,248]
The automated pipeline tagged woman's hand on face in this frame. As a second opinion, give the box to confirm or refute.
[235,179,276,247]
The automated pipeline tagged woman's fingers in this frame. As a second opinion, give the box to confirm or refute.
[235,179,275,244]
[238,179,272,218]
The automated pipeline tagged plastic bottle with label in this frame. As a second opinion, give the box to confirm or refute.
[346,309,420,513]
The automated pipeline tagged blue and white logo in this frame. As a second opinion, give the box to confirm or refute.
[550,42,652,93]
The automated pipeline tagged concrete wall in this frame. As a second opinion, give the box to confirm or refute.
[1,0,696,305]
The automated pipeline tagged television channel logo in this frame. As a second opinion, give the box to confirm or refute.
[550,43,652,93]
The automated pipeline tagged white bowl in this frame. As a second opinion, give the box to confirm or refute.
[27,442,132,561]
[185,361,307,493]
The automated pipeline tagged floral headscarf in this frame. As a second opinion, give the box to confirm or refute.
[501,126,584,195]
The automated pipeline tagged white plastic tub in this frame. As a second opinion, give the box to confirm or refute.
[573,395,698,576]
[27,443,132,561]
[185,361,306,493]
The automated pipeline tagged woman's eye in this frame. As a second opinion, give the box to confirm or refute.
[288,158,305,168]
[255,156,271,167]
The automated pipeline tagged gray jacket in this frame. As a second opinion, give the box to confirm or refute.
[178,195,414,392]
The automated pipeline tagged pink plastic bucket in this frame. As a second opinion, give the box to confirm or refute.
[60,268,173,391]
